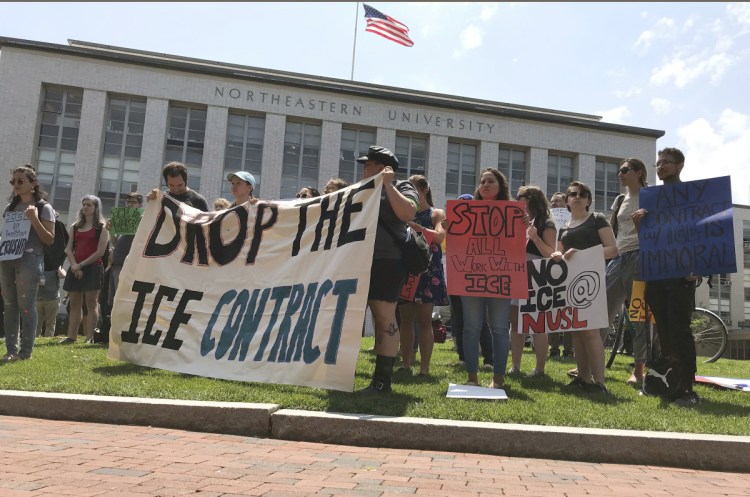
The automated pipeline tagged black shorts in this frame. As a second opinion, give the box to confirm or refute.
[368,258,407,303]
[63,264,104,293]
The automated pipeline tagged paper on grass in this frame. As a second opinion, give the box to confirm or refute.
[694,376,750,392]
[447,383,508,400]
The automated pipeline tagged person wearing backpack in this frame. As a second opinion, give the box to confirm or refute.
[0,165,56,362]
[61,195,109,344]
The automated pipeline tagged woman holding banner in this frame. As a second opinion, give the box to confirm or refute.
[508,186,557,378]
[0,166,55,362]
[552,181,618,394]
[461,168,513,389]
[397,174,448,377]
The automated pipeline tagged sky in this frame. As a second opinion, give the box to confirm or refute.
[2,2,749,204]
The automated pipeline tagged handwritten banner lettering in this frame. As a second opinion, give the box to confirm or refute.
[108,175,383,392]
[0,211,32,261]
[639,176,736,280]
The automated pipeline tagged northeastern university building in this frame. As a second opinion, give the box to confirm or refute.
[0,37,748,355]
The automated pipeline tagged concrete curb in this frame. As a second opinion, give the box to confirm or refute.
[0,390,748,472]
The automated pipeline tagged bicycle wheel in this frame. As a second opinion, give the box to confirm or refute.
[604,305,626,369]
[691,308,728,363]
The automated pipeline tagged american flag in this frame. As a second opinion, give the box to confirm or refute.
[363,4,414,47]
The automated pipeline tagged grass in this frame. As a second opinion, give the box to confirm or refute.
[1,336,749,436]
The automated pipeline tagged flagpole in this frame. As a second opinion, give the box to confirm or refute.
[350,2,359,80]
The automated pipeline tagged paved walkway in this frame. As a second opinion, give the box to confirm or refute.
[2,415,749,497]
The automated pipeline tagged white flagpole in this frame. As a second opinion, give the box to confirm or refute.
[350,2,360,80]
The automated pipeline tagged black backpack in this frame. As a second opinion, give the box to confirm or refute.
[35,201,70,271]
[642,356,684,398]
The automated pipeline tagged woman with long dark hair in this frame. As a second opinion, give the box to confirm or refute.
[0,165,55,362]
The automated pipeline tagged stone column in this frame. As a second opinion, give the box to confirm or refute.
[261,113,286,199]
[68,89,106,223]
[138,97,169,196]
[319,121,342,190]
[200,105,229,203]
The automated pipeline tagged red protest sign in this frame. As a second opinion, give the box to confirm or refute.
[445,200,528,298]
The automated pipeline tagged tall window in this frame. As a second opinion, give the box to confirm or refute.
[709,274,732,324]
[595,159,621,212]
[36,87,83,214]
[164,104,206,190]
[281,121,321,199]
[445,142,477,198]
[338,128,375,184]
[744,220,750,323]
[394,134,427,180]
[498,147,527,196]
[547,154,574,197]
[98,98,145,215]
[223,113,265,198]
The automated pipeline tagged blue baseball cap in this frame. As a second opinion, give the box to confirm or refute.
[457,193,474,200]
[227,171,256,190]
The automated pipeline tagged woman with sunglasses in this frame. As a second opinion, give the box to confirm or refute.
[296,187,320,199]
[603,158,649,385]
[552,181,618,394]
[508,186,557,378]
[0,166,56,361]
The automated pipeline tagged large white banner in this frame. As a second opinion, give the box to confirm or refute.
[108,175,383,392]
[517,245,608,334]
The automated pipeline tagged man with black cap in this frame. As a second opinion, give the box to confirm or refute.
[357,145,419,393]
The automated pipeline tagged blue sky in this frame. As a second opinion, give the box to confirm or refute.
[2,2,748,204]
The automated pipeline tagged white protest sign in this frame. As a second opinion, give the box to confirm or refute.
[551,207,570,241]
[109,175,383,392]
[446,383,508,401]
[518,245,608,334]
[0,211,32,261]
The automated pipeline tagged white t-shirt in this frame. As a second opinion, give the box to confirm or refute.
[613,190,639,253]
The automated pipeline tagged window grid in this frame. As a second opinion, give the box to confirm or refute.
[164,105,206,190]
[222,113,265,199]
[595,159,621,212]
[744,221,750,321]
[445,141,477,198]
[338,128,375,184]
[709,274,732,324]
[498,147,527,197]
[547,154,575,198]
[394,134,427,181]
[281,121,321,199]
[36,87,83,214]
[98,98,146,216]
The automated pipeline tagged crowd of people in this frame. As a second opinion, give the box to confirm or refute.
[0,146,704,407]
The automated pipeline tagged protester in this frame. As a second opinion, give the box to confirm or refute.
[638,147,701,407]
[226,171,258,207]
[0,165,55,361]
[323,178,350,194]
[213,197,231,210]
[146,162,209,211]
[296,187,320,199]
[356,146,418,393]
[550,192,565,209]
[508,186,557,378]
[548,191,573,361]
[36,265,66,337]
[552,182,618,394]
[397,175,448,377]
[602,158,650,385]
[461,169,513,388]
[62,195,109,344]
[107,192,143,313]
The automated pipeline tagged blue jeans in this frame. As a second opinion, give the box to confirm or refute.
[461,296,510,375]
[0,252,43,357]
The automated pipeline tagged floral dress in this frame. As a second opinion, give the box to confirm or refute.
[411,208,449,305]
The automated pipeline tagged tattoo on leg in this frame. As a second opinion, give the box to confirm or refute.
[386,322,398,337]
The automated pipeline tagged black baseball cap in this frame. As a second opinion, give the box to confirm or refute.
[356,146,399,171]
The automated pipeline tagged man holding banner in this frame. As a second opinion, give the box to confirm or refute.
[107,192,144,311]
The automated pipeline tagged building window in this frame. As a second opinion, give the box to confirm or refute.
[445,141,477,198]
[339,128,375,184]
[595,158,621,212]
[35,87,83,215]
[394,134,427,180]
[98,98,145,216]
[223,113,265,199]
[744,220,750,322]
[709,274,732,324]
[164,104,206,190]
[281,121,321,199]
[498,147,527,196]
[547,154,574,197]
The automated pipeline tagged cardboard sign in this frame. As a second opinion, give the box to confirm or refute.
[110,207,144,236]
[518,245,609,334]
[445,200,528,298]
[639,176,736,280]
[628,280,648,322]
[109,175,383,392]
[551,207,571,241]
[0,211,32,261]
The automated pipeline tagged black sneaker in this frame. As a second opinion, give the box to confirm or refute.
[549,348,561,360]
[671,390,701,407]
[584,382,609,395]
[565,377,586,391]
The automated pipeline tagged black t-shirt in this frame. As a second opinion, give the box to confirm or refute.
[558,212,610,251]
[374,180,419,260]
[110,235,135,267]
[527,219,557,257]
[170,189,209,212]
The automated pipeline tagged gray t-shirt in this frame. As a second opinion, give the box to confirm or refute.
[4,200,55,255]
[374,180,419,260]
[612,191,640,253]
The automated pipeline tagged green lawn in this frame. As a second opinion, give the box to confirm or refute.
[2,336,749,436]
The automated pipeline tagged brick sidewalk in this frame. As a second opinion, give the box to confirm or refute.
[2,415,748,497]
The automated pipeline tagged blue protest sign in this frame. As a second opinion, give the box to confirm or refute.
[639,176,736,280]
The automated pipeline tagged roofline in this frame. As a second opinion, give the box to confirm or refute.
[0,36,665,139]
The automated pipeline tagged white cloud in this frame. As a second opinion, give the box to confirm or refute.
[460,25,483,50]
[727,2,750,26]
[634,30,655,50]
[615,87,642,98]
[634,17,675,51]
[676,109,750,205]
[479,3,499,22]
[650,98,672,115]
[596,105,631,124]
[650,52,732,87]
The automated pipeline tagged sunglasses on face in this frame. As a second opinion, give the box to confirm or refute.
[515,195,529,201]
[618,167,632,175]
[296,193,310,198]
[9,179,26,186]
[567,191,589,198]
